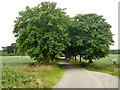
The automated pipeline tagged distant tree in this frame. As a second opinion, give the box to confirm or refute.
[13,2,70,65]
[110,49,120,54]
[74,14,114,63]
[2,43,19,56]
[2,47,6,50]
[118,50,120,54]
[0,50,2,56]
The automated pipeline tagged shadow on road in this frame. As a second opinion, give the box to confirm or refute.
[58,59,80,69]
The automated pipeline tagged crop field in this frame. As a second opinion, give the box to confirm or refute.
[1,54,119,88]
[2,56,35,66]
[1,56,65,88]
[75,54,118,62]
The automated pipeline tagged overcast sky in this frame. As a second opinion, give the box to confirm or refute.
[0,0,119,50]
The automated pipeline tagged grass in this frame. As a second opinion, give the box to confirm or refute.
[1,56,65,88]
[65,54,119,78]
[1,54,119,88]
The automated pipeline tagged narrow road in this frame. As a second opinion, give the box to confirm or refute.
[53,59,118,88]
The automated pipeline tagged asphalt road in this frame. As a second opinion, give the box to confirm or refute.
[53,59,118,88]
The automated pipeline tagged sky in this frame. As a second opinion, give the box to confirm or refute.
[0,0,119,50]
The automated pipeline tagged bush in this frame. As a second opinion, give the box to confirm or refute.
[2,61,65,88]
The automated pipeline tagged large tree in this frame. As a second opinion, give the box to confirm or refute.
[13,2,70,64]
[73,14,114,63]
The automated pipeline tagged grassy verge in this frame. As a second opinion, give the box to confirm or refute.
[65,58,119,78]
[2,56,65,88]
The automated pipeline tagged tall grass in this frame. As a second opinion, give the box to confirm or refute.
[79,62,118,77]
[65,54,119,78]
[2,56,65,88]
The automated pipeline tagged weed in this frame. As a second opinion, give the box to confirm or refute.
[66,54,119,78]
[2,56,65,88]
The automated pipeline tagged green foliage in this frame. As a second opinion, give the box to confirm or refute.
[2,65,36,88]
[110,49,120,54]
[2,64,65,88]
[2,43,20,56]
[65,13,114,62]
[13,1,114,63]
[2,56,65,88]
[0,50,2,56]
[13,2,70,64]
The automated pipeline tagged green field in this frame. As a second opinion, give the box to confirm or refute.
[1,56,65,88]
[66,54,119,78]
[75,54,118,62]
[2,56,35,66]
[1,54,119,88]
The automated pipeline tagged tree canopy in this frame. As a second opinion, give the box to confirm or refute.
[13,2,70,64]
[65,14,114,63]
[13,1,114,64]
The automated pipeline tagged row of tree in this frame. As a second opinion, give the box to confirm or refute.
[2,44,118,56]
[110,50,120,54]
[1,43,20,56]
[1,44,118,56]
[64,14,114,63]
[13,2,114,64]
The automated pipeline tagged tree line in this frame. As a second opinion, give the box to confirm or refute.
[1,44,118,56]
[110,49,120,54]
[12,2,114,64]
[1,43,20,56]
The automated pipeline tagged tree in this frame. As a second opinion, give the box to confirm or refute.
[65,15,86,62]
[110,49,120,54]
[13,2,70,65]
[74,14,114,63]
[0,50,2,56]
[2,43,19,56]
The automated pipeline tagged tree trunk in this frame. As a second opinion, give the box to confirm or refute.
[75,56,76,62]
[89,59,93,63]
[45,57,49,65]
[69,55,72,60]
[80,55,82,62]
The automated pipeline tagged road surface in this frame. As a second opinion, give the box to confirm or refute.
[53,59,118,88]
